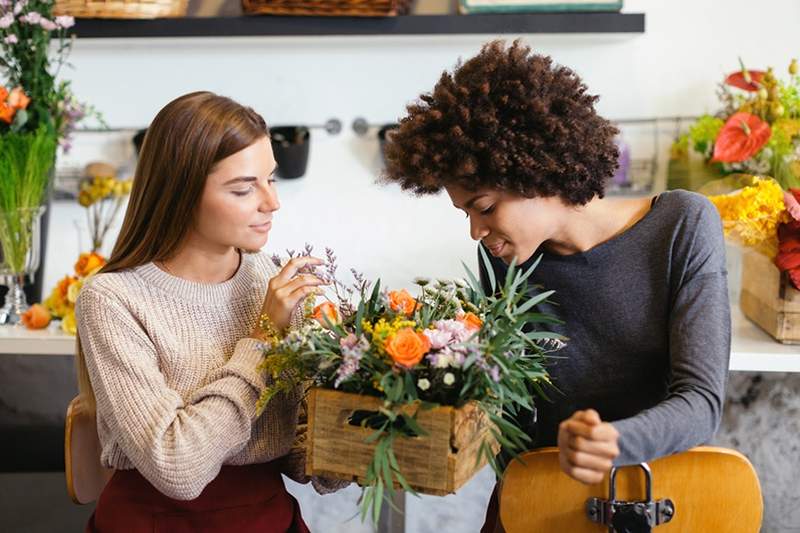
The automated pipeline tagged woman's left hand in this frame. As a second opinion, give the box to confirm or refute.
[557,409,620,484]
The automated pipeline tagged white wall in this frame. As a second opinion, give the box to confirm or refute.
[39,1,800,530]
[45,0,800,295]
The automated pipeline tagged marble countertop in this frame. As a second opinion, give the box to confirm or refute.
[1,305,799,371]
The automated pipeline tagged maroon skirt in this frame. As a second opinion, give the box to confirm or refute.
[87,461,310,533]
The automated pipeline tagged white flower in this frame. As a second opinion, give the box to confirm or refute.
[13,0,26,15]
[433,350,455,369]
[0,13,13,28]
[417,378,430,391]
[55,15,75,29]
[443,373,455,386]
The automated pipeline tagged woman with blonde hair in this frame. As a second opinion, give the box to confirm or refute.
[75,91,342,532]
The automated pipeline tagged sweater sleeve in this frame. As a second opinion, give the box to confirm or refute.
[611,196,731,465]
[76,284,269,500]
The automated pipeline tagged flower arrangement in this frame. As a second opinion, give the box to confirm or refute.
[77,164,134,252]
[41,251,105,333]
[258,246,563,524]
[1,0,103,324]
[674,58,800,190]
[705,174,800,292]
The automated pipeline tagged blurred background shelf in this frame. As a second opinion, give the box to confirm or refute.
[66,12,645,38]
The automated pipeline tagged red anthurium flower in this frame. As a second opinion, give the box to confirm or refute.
[788,268,800,291]
[725,69,765,91]
[712,112,771,163]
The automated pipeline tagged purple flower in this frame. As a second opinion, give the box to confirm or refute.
[489,365,501,383]
[0,13,13,28]
[3,33,17,44]
[55,15,74,28]
[334,334,368,388]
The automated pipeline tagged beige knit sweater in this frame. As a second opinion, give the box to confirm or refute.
[76,251,340,500]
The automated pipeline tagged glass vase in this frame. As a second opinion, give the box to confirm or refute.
[0,206,47,325]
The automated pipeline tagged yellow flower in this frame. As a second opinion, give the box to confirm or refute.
[61,311,77,335]
[78,190,94,207]
[67,278,83,305]
[774,119,800,140]
[708,177,790,256]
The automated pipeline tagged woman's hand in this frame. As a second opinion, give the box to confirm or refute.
[557,409,620,484]
[253,256,327,337]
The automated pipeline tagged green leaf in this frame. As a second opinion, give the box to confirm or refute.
[516,290,555,314]
[478,244,496,293]
[462,260,485,297]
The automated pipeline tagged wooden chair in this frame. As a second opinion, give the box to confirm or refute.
[65,396,114,504]
[499,446,763,532]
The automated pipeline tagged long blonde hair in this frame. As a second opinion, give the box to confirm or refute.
[76,91,269,413]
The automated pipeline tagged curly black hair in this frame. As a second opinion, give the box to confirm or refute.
[382,40,619,205]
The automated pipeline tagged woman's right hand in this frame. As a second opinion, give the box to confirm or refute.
[253,256,327,337]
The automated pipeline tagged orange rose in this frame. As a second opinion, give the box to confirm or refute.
[459,312,483,331]
[388,289,417,316]
[74,252,106,277]
[385,328,430,368]
[0,86,8,102]
[0,102,14,124]
[7,87,30,110]
[313,302,339,327]
[57,275,78,297]
[21,304,51,330]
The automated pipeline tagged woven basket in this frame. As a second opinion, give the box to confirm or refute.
[242,0,413,17]
[54,0,188,19]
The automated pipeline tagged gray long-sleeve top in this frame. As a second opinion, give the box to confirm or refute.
[479,189,731,465]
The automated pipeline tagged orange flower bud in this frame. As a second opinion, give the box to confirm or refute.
[388,289,417,316]
[74,252,106,277]
[313,302,340,327]
[7,87,30,110]
[0,102,14,124]
[21,304,51,330]
[459,312,483,331]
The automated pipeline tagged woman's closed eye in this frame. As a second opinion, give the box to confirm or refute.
[231,185,255,196]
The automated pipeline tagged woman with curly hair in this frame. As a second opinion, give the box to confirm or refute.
[384,40,730,531]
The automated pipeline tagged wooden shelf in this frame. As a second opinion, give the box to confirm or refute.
[67,12,644,39]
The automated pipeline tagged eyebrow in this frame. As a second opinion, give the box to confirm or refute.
[223,168,278,186]
[454,194,488,210]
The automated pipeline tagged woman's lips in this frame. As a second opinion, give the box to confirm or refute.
[485,241,506,256]
[250,221,272,234]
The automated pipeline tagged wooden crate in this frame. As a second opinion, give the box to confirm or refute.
[306,388,498,495]
[740,247,800,344]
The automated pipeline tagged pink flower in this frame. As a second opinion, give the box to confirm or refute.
[3,34,17,44]
[55,15,75,29]
[13,0,26,15]
[21,11,40,24]
[39,17,57,31]
[0,13,13,28]
[423,328,452,350]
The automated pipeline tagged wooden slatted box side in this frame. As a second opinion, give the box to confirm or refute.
[306,388,497,495]
[740,248,800,344]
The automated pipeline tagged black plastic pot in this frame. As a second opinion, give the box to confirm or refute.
[270,126,310,179]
